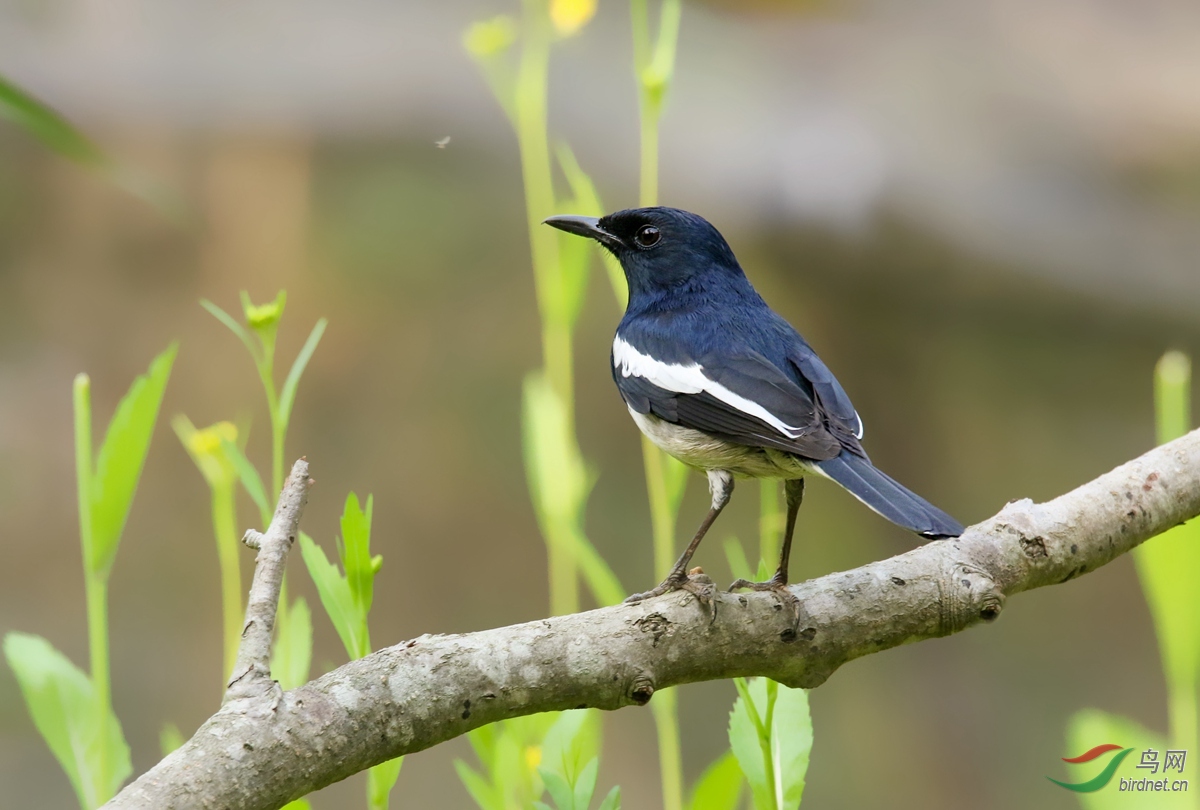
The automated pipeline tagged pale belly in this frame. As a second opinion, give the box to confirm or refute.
[627,406,818,480]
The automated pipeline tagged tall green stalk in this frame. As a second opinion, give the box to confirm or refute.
[1149,352,1199,762]
[40,346,173,808]
[759,481,783,574]
[212,485,241,675]
[74,375,111,789]
[467,0,592,617]
[74,377,107,705]
[173,416,247,680]
[516,0,579,615]
[630,2,686,808]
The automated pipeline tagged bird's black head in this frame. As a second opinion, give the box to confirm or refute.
[544,206,744,300]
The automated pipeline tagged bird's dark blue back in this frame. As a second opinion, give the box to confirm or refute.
[608,208,860,435]
[543,204,964,540]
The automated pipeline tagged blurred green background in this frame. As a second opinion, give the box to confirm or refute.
[2,0,1200,807]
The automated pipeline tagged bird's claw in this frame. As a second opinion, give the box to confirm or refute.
[625,567,718,623]
[729,574,803,640]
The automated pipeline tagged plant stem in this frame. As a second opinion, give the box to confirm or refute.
[212,484,242,680]
[632,2,686,806]
[85,573,111,712]
[638,103,659,208]
[517,0,579,616]
[75,374,112,792]
[262,376,283,496]
[649,691,684,810]
[643,436,678,577]
[644,437,684,810]
[764,679,780,810]
[1168,684,1197,768]
[74,375,102,690]
[760,481,782,572]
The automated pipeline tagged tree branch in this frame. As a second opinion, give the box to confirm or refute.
[105,431,1200,810]
[225,459,312,703]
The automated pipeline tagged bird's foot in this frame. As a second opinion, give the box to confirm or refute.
[729,572,802,640]
[625,567,718,623]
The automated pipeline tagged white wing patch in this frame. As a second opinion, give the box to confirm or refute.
[613,336,807,439]
[855,412,864,439]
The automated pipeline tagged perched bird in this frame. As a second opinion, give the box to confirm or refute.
[544,206,964,615]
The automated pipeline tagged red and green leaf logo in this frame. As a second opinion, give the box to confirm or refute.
[1048,744,1135,792]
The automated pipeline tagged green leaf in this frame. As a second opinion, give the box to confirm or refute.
[159,722,184,757]
[467,721,498,768]
[553,144,604,327]
[461,715,554,810]
[596,785,622,810]
[729,681,769,809]
[688,751,743,810]
[1063,709,1191,810]
[455,759,503,810]
[367,756,404,810]
[0,74,107,167]
[4,633,132,809]
[662,453,689,517]
[540,768,575,810]
[571,527,626,608]
[0,76,184,218]
[88,343,178,576]
[271,596,312,690]
[341,492,379,621]
[299,532,367,661]
[723,537,755,585]
[201,299,261,364]
[278,317,327,432]
[281,799,312,810]
[555,143,626,311]
[572,757,599,809]
[755,558,773,583]
[641,0,683,112]
[765,683,811,808]
[1135,352,1200,710]
[729,678,813,810]
[221,437,272,525]
[496,725,542,806]
[540,709,601,792]
[522,374,624,607]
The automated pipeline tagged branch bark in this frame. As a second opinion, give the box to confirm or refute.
[225,458,312,703]
[105,431,1200,810]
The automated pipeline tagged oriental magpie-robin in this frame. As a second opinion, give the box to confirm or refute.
[544,206,963,613]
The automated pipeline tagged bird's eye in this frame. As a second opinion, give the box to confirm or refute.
[634,224,661,248]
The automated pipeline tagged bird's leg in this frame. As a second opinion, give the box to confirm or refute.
[730,478,805,633]
[624,470,733,619]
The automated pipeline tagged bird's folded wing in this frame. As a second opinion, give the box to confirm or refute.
[612,343,844,460]
[788,345,864,442]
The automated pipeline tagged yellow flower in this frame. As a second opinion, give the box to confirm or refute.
[550,0,597,37]
[174,415,239,488]
[189,421,238,458]
[242,290,287,332]
[464,15,518,59]
[524,744,542,771]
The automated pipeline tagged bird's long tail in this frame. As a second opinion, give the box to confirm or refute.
[815,450,964,539]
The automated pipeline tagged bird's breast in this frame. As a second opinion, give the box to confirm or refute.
[626,406,813,480]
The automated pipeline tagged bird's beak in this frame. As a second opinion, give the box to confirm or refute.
[543,215,624,250]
